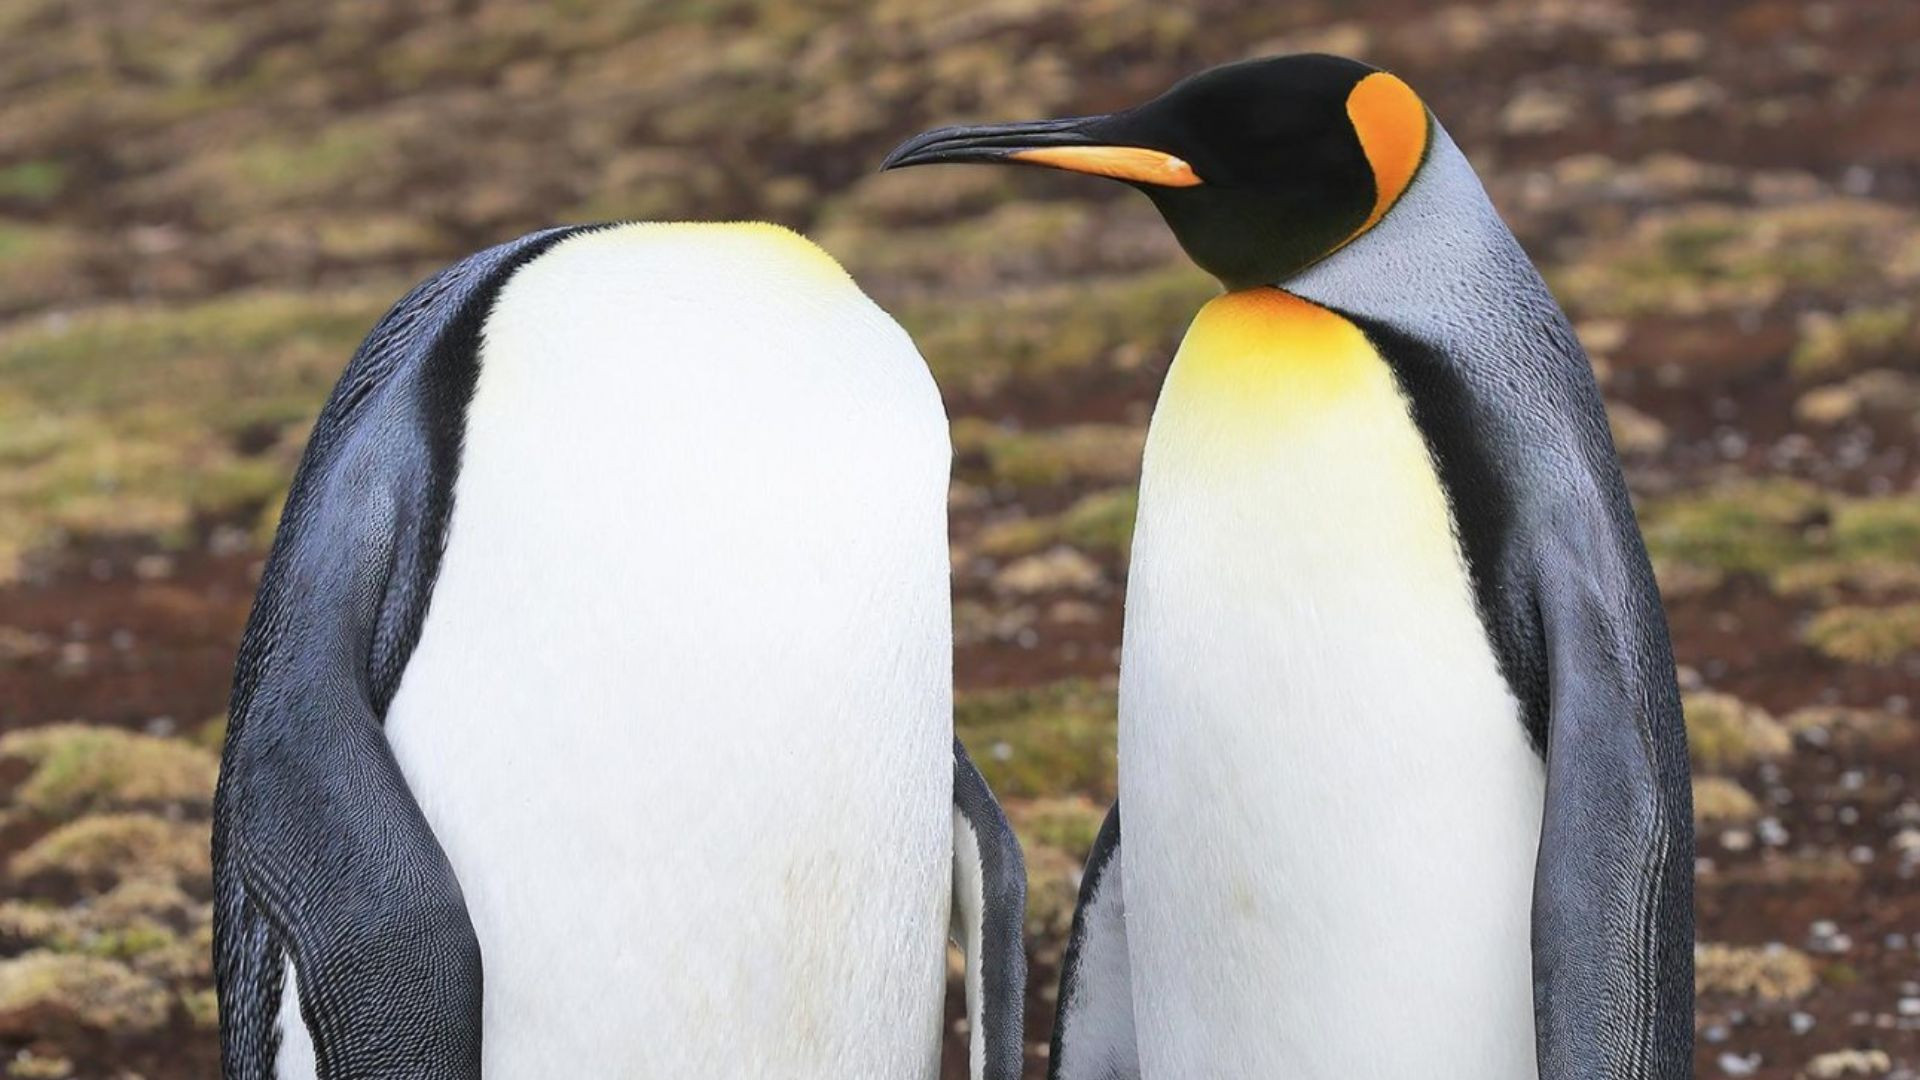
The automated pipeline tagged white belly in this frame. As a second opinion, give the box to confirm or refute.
[378,225,953,1078]
[1119,290,1545,1078]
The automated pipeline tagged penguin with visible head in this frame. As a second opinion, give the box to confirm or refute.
[885,55,1694,1079]
[212,222,1027,1079]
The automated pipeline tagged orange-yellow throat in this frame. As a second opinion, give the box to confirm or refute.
[1159,288,1382,431]
[1142,286,1469,589]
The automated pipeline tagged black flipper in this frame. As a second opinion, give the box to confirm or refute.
[212,227,588,1080]
[1049,803,1138,1080]
[951,737,1029,1080]
[1531,503,1694,1079]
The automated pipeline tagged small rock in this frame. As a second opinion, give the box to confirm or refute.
[1621,77,1726,122]
[1796,384,1863,427]
[1808,920,1853,954]
[131,554,175,581]
[1803,1048,1892,1078]
[993,547,1104,596]
[1500,87,1577,135]
[1697,943,1818,1001]
[1047,600,1102,625]
[6,1049,73,1079]
[0,627,52,664]
[1607,401,1670,456]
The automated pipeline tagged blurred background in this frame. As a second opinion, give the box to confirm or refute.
[0,0,1917,1076]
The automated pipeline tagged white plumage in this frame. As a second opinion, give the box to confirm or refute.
[1118,280,1545,1078]
[279,223,955,1078]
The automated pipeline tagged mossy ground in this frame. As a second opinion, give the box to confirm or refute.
[2,0,1917,1076]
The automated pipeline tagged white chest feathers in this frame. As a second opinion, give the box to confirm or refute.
[1119,289,1545,1078]
[360,224,953,1078]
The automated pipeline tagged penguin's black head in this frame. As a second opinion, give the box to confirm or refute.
[882,54,1431,290]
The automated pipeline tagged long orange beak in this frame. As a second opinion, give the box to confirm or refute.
[881,118,1203,188]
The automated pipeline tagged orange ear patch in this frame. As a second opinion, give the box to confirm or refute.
[1009,145,1203,187]
[1344,72,1429,238]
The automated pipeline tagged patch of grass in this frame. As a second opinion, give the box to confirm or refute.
[0,220,85,311]
[825,201,1096,285]
[9,814,212,892]
[972,487,1138,561]
[901,265,1215,397]
[0,725,218,820]
[1803,604,1920,665]
[1767,495,1920,598]
[956,680,1117,801]
[0,951,170,1033]
[972,515,1057,560]
[1790,303,1914,379]
[222,123,397,210]
[1011,796,1106,865]
[0,289,385,577]
[0,160,67,203]
[1554,200,1917,317]
[0,290,379,412]
[817,168,1016,229]
[1058,489,1138,557]
[1783,706,1914,749]
[1019,841,1083,943]
[194,716,228,754]
[1641,485,1920,599]
[1684,691,1791,772]
[1831,497,1920,560]
[180,986,220,1030]
[953,420,1144,490]
[1640,480,1825,578]
[1692,776,1760,826]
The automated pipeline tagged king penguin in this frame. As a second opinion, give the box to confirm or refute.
[885,54,1694,1079]
[211,222,1027,1079]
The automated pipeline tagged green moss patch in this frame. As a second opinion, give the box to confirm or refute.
[9,815,212,892]
[1640,480,1824,577]
[953,421,1145,491]
[1803,603,1920,665]
[1789,303,1914,379]
[1555,200,1918,318]
[1684,691,1791,772]
[956,680,1117,801]
[1643,484,1920,599]
[0,951,170,1035]
[0,160,68,204]
[0,289,386,577]
[0,725,217,820]
[901,267,1215,397]
[1692,776,1760,826]
[973,488,1138,563]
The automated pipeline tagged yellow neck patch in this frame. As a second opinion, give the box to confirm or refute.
[1342,72,1429,244]
[1144,286,1467,593]
[1160,288,1382,431]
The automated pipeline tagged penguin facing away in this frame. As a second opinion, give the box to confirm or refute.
[885,55,1694,1079]
[212,223,1027,1079]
